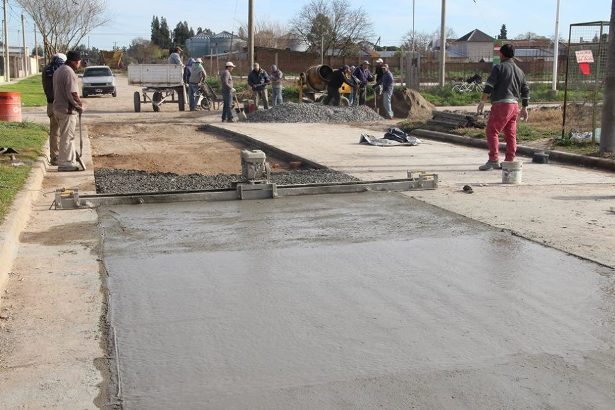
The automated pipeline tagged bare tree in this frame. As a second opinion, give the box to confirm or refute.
[600,0,615,153]
[402,30,433,52]
[290,0,373,56]
[238,20,290,49]
[17,0,109,58]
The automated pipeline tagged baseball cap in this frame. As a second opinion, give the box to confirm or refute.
[376,58,383,63]
[195,58,203,63]
[225,61,236,67]
[362,60,370,65]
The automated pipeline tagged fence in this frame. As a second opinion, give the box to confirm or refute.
[562,21,610,142]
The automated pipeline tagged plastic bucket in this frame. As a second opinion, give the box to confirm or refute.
[0,92,22,122]
[502,161,523,184]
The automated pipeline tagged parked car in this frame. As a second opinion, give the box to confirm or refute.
[81,65,116,97]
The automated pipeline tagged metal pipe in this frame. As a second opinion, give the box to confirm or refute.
[248,0,254,68]
[21,14,27,77]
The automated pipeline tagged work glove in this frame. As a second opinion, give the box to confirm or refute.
[231,88,236,93]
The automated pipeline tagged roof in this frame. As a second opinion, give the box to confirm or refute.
[457,29,494,43]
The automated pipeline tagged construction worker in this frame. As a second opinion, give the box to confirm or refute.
[188,58,206,111]
[270,64,284,106]
[248,63,271,109]
[42,53,67,166]
[52,50,84,172]
[220,61,236,122]
[379,64,394,119]
[352,61,374,105]
[323,65,355,106]
[168,47,184,66]
[477,44,530,170]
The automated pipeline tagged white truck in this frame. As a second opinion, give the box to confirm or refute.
[128,64,187,112]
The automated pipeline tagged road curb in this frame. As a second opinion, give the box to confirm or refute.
[0,153,48,296]
[412,128,615,172]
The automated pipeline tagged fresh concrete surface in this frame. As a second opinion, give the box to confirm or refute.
[100,193,615,409]
[213,122,615,268]
[0,127,108,408]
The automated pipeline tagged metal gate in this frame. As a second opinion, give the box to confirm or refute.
[562,21,610,143]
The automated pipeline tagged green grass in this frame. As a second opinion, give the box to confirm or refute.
[0,121,48,221]
[0,75,47,107]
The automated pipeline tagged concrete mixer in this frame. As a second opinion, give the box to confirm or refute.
[298,64,350,106]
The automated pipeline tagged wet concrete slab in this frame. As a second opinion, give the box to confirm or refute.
[99,192,615,409]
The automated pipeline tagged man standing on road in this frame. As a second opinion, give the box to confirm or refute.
[352,61,374,106]
[52,50,84,172]
[42,53,66,166]
[379,64,394,119]
[477,44,530,170]
[248,63,270,109]
[323,65,355,106]
[220,61,236,122]
[188,58,206,111]
[270,64,284,106]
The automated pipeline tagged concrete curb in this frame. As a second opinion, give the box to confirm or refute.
[412,128,615,172]
[0,153,48,295]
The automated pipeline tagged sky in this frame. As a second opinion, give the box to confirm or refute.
[3,0,613,51]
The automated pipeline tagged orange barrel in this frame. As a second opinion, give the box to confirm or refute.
[0,92,22,122]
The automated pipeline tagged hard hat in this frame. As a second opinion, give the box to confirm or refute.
[195,58,203,63]
[225,61,236,67]
[376,58,384,64]
[362,60,370,65]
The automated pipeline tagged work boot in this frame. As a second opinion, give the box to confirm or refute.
[478,160,501,171]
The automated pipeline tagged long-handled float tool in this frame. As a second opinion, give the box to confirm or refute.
[76,112,86,170]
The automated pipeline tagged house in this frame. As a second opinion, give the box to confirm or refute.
[449,29,495,62]
[0,46,39,82]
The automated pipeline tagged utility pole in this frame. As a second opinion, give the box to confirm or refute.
[439,0,446,87]
[552,0,561,91]
[21,14,27,76]
[2,0,9,82]
[248,0,254,69]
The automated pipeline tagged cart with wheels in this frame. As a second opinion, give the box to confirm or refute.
[128,64,187,112]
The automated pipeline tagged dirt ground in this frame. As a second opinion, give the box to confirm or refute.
[81,77,292,174]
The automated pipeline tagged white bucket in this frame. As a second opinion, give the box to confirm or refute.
[501,161,523,184]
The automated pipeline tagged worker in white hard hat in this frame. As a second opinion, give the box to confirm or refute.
[188,57,207,111]
[42,53,67,165]
[220,62,236,122]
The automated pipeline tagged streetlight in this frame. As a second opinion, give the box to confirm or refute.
[552,0,561,91]
[439,0,446,87]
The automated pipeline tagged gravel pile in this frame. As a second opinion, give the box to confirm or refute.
[246,102,383,123]
[94,168,360,194]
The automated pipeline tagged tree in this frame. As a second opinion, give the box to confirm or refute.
[402,30,433,51]
[16,0,109,59]
[238,19,291,49]
[600,0,615,153]
[514,32,549,40]
[173,21,193,46]
[290,0,373,56]
[151,15,171,49]
[126,38,164,64]
[196,27,213,36]
[498,24,508,40]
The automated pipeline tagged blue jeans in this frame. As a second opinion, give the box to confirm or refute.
[188,83,199,111]
[383,90,393,118]
[272,87,283,106]
[222,90,233,121]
